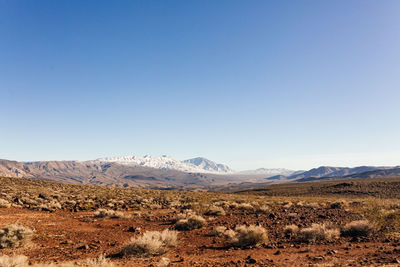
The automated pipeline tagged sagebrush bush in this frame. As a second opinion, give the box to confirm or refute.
[237,203,254,211]
[0,254,114,267]
[341,220,375,237]
[174,215,206,230]
[0,199,11,208]
[0,254,28,267]
[208,226,227,237]
[204,205,226,216]
[283,202,292,209]
[121,229,178,257]
[303,202,319,209]
[298,223,340,243]
[256,205,270,213]
[284,224,299,236]
[329,201,347,209]
[94,209,124,219]
[0,224,33,248]
[230,225,268,247]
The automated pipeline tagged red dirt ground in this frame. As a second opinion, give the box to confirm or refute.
[1,207,400,266]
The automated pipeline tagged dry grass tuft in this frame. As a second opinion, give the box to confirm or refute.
[121,229,178,257]
[208,226,227,237]
[94,209,125,219]
[341,220,375,237]
[174,215,206,231]
[0,254,28,267]
[0,224,33,248]
[0,199,11,208]
[237,203,254,211]
[284,224,299,236]
[204,205,226,216]
[298,223,340,243]
[230,225,268,247]
[0,254,114,267]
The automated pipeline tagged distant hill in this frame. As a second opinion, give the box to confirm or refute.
[287,166,394,180]
[1,157,399,191]
[0,159,220,189]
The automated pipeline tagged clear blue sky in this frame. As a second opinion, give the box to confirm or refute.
[1,1,400,170]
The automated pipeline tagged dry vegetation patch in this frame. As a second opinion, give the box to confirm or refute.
[298,223,340,243]
[204,205,226,216]
[284,224,299,237]
[121,229,178,257]
[230,225,268,248]
[0,224,33,249]
[341,220,375,237]
[94,209,125,219]
[174,214,206,231]
[0,199,11,208]
[0,254,114,267]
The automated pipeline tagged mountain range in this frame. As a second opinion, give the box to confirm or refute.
[0,155,399,190]
[95,155,233,174]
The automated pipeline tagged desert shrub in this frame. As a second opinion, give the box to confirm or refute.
[230,225,268,247]
[0,224,33,248]
[237,203,254,211]
[341,220,375,237]
[38,201,62,212]
[257,205,270,213]
[208,226,227,237]
[284,224,299,236]
[0,254,114,267]
[94,209,124,219]
[298,223,340,243]
[282,202,292,209]
[223,229,236,239]
[213,201,230,209]
[81,255,115,267]
[121,229,178,257]
[0,254,28,267]
[204,205,226,216]
[174,215,206,230]
[171,210,194,223]
[0,199,11,208]
[303,202,319,209]
[329,201,347,209]
[228,202,239,209]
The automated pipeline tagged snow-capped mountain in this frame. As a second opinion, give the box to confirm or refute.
[95,155,231,174]
[95,155,298,176]
[183,157,232,173]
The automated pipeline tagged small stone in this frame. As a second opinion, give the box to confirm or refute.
[247,258,256,264]
[274,250,281,255]
[127,226,136,232]
[76,244,89,250]
[327,250,337,255]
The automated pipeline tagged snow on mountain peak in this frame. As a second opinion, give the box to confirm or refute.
[95,155,232,174]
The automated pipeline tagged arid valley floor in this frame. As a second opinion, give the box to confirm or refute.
[1,176,400,266]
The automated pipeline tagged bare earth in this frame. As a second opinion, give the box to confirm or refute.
[1,206,399,266]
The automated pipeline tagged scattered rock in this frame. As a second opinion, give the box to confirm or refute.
[127,226,136,232]
[327,250,337,255]
[76,243,89,250]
